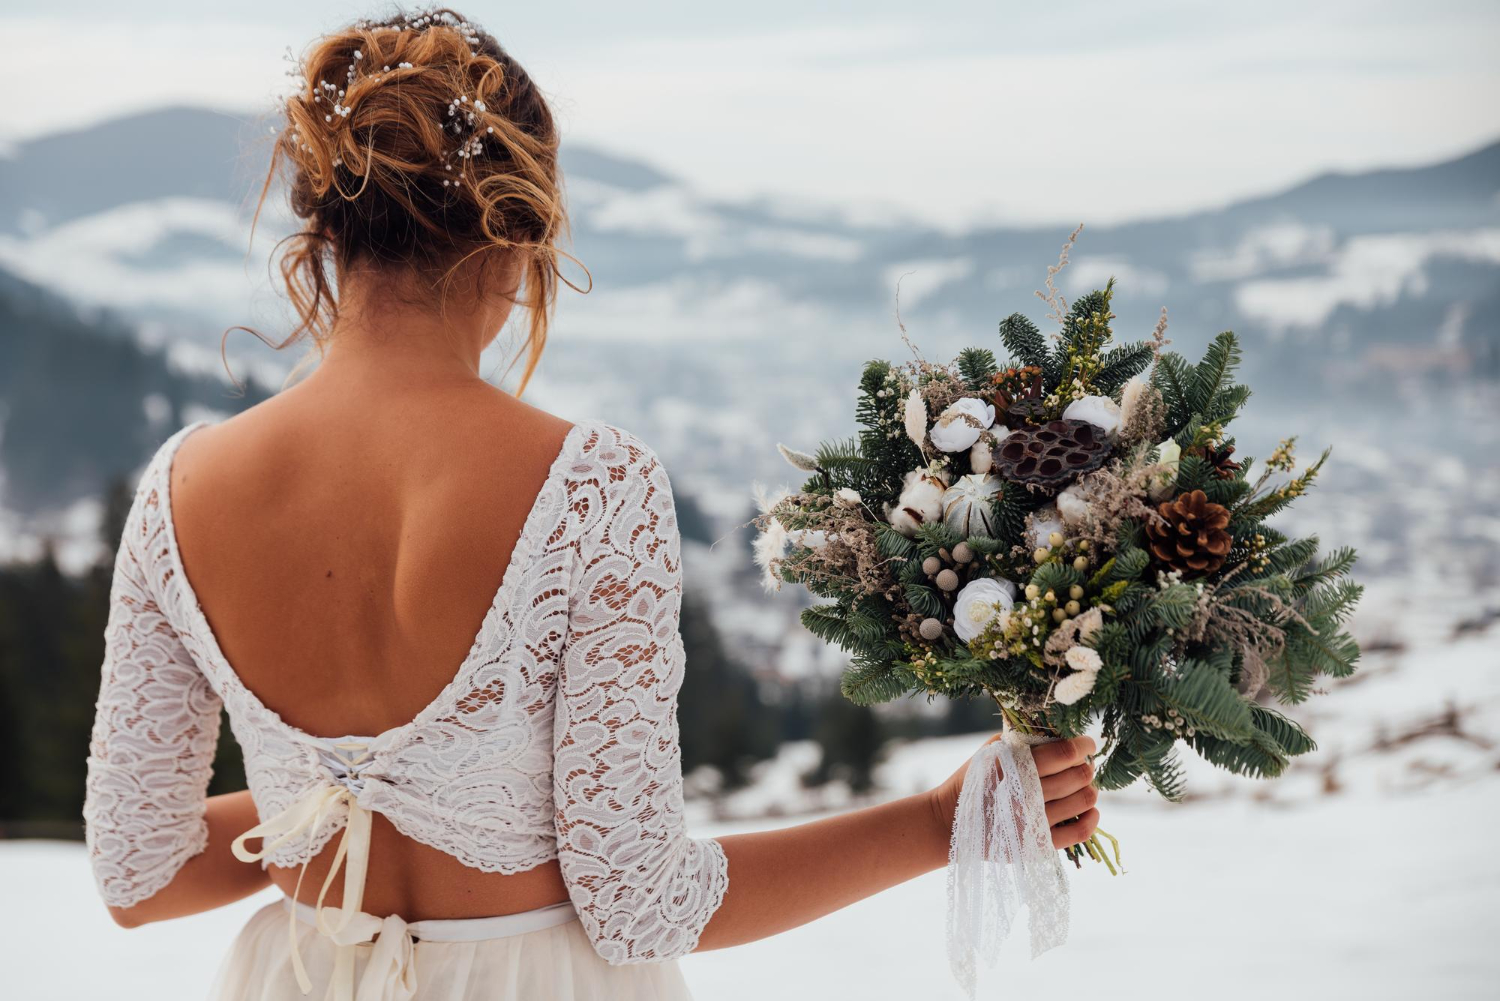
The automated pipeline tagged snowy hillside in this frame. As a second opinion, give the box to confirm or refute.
[8,606,1497,1000]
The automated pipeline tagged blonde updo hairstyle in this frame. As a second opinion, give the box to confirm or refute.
[249,8,575,392]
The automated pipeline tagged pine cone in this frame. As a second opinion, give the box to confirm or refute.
[1199,443,1241,480]
[993,419,1111,489]
[1146,489,1232,575]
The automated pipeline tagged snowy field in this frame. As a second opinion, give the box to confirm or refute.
[7,599,1498,999]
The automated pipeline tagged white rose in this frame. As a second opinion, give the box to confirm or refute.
[833,487,862,509]
[1053,669,1097,705]
[1149,439,1182,501]
[953,576,1018,643]
[1063,394,1122,437]
[929,398,996,453]
[1055,483,1091,527]
[1064,645,1103,674]
[887,468,950,537]
[1027,505,1064,549]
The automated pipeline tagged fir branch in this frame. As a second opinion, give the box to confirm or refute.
[999,313,1048,370]
[956,347,999,388]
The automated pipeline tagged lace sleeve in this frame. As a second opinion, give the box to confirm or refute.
[553,427,729,965]
[83,458,222,908]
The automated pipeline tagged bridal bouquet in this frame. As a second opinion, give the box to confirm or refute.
[754,233,1362,989]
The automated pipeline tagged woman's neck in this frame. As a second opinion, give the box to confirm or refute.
[308,265,518,390]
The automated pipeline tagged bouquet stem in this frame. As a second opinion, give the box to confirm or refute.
[990,692,1124,875]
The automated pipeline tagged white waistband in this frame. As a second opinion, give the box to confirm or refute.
[282,897,578,942]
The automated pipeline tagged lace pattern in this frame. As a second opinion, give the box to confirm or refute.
[83,419,728,963]
[946,728,1070,997]
[553,427,729,962]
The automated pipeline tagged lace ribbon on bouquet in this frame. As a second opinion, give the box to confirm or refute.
[946,727,1070,997]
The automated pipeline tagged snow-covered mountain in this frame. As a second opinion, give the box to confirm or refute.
[2,106,1497,685]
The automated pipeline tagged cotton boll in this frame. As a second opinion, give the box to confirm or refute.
[888,468,950,537]
[929,398,996,452]
[1055,483,1091,527]
[1053,670,1097,705]
[1027,506,1065,550]
[1062,395,1122,437]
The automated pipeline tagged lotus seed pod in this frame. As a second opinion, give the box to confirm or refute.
[922,556,942,576]
[1073,555,1089,572]
[952,541,974,564]
[935,569,960,592]
[919,617,944,641]
[1048,531,1064,547]
[1065,600,1081,616]
[1033,547,1050,563]
[1069,585,1085,600]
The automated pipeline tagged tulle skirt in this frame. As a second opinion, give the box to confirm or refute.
[208,898,695,1001]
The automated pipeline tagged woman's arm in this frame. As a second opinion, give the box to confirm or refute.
[85,447,263,928]
[555,431,1104,961]
[106,791,271,928]
[693,735,1100,951]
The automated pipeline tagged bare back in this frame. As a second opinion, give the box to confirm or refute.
[170,375,574,919]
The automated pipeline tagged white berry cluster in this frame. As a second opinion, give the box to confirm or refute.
[1142,708,1195,738]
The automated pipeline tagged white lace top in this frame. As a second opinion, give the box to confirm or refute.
[83,419,729,964]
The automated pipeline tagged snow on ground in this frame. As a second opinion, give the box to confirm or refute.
[7,603,1497,999]
[8,780,1498,1000]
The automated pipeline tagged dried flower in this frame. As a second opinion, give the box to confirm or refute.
[1053,669,1097,705]
[903,388,928,453]
[1065,646,1103,673]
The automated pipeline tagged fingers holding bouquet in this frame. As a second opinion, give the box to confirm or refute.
[1033,737,1102,848]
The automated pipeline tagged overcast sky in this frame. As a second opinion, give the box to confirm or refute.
[4,1,1498,227]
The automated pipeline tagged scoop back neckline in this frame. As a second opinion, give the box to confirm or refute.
[155,417,590,751]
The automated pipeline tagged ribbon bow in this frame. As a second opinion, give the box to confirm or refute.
[321,908,419,1001]
[231,741,401,1000]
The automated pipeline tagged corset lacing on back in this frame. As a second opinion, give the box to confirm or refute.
[83,418,731,993]
[232,736,382,997]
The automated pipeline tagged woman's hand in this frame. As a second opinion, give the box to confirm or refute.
[697,734,1102,952]
[928,734,1101,850]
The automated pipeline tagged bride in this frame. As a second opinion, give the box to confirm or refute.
[83,9,1101,999]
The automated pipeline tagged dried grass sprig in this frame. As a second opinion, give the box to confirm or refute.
[1037,223,1083,333]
